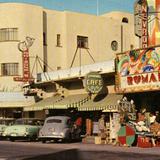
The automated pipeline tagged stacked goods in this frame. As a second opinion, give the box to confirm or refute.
[150,123,160,136]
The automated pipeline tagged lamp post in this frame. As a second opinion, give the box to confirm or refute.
[117,97,134,113]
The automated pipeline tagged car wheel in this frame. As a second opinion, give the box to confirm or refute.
[53,139,59,143]
[29,135,37,142]
[10,138,15,142]
[28,137,32,142]
[63,134,72,143]
[42,140,46,143]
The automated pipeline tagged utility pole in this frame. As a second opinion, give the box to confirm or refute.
[97,0,99,16]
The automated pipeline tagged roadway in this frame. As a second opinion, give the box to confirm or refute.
[0,141,160,160]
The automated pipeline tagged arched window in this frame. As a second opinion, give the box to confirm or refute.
[111,41,118,51]
[122,17,128,23]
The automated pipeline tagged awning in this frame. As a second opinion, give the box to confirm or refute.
[52,94,90,109]
[0,92,34,108]
[23,95,63,111]
[78,94,123,111]
[23,94,90,111]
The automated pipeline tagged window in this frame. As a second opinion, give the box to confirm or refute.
[56,34,61,47]
[111,41,118,51]
[1,63,18,76]
[122,17,129,23]
[46,119,62,123]
[29,111,35,118]
[77,36,88,48]
[0,28,18,42]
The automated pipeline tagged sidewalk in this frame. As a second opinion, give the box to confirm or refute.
[74,143,160,155]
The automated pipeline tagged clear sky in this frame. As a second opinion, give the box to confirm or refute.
[0,0,135,15]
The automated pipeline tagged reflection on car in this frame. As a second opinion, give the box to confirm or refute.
[0,118,15,137]
[3,118,44,141]
[38,116,81,143]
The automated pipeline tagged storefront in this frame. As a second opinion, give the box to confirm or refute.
[115,45,160,147]
[23,68,124,144]
[0,92,34,119]
[115,45,160,112]
[74,72,124,144]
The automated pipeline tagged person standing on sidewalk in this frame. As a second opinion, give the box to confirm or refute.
[98,114,106,137]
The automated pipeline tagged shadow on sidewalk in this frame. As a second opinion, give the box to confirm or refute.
[23,149,81,160]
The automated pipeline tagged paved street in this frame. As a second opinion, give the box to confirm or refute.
[0,141,160,160]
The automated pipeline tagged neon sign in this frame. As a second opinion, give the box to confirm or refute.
[14,37,35,82]
[134,0,148,48]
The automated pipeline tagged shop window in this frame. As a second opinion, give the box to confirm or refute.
[1,63,19,76]
[29,111,35,118]
[77,36,88,48]
[0,28,18,42]
[122,17,129,23]
[56,34,61,47]
[111,40,118,51]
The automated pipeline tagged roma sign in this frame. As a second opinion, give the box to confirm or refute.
[115,46,160,93]
[120,72,160,92]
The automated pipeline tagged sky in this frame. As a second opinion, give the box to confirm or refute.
[0,0,135,15]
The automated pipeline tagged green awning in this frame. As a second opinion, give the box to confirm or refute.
[23,95,63,111]
[24,94,90,111]
[52,94,90,109]
[78,94,123,111]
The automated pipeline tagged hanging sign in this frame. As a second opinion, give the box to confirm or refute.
[84,72,103,94]
[134,0,148,48]
[13,37,35,82]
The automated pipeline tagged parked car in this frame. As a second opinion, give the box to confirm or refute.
[0,118,15,138]
[38,116,81,143]
[3,118,44,141]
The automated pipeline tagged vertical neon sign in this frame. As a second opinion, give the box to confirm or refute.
[13,37,35,82]
[134,0,148,48]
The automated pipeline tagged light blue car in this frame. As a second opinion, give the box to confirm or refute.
[3,118,44,141]
[0,118,14,138]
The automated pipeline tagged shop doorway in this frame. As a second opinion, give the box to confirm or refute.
[13,110,22,119]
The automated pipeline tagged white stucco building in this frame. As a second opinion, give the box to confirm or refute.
[0,2,139,118]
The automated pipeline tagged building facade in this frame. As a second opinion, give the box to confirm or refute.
[0,2,139,118]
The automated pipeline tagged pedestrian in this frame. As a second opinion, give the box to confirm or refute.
[155,111,160,123]
[74,113,82,136]
[98,114,106,138]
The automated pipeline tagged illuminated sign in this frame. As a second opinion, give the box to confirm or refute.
[85,72,103,94]
[134,1,142,37]
[134,0,148,48]
[14,37,35,82]
[120,72,160,92]
[115,46,160,93]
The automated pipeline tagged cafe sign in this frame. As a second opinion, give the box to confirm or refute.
[84,72,103,94]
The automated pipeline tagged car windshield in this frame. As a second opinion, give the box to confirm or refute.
[15,119,43,125]
[46,119,62,123]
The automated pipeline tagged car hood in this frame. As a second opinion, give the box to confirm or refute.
[4,125,30,134]
[0,125,6,132]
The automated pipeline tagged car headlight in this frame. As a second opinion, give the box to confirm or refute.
[20,128,28,136]
[60,132,64,137]
[2,133,6,136]
[39,130,43,136]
